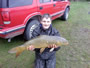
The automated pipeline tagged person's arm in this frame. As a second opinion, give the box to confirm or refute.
[31,27,40,39]
[53,29,60,36]
[53,29,61,51]
[30,27,40,51]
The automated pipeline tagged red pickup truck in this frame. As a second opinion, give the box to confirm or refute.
[0,0,70,41]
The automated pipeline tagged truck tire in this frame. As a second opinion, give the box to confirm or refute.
[24,20,40,40]
[61,8,69,21]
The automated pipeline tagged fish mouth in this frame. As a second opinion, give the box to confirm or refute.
[63,41,69,45]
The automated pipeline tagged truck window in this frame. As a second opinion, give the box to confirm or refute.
[53,0,59,1]
[9,0,33,8]
[44,0,51,3]
[40,0,51,3]
[0,0,8,8]
[0,0,2,8]
[60,0,65,1]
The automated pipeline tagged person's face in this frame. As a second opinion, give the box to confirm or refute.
[41,17,51,30]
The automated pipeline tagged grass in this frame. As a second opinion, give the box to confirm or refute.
[0,2,90,68]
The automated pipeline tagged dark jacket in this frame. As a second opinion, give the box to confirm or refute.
[32,24,60,60]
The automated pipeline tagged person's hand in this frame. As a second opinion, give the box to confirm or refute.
[48,44,58,48]
[27,45,35,51]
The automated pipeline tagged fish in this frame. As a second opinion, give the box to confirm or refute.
[8,35,69,58]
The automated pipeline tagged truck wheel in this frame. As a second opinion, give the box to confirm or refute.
[24,20,40,40]
[61,8,69,21]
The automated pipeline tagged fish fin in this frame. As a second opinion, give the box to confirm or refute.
[8,45,25,58]
[50,48,54,52]
[16,50,24,58]
[40,48,45,53]
[15,46,26,58]
[8,47,18,53]
[8,45,24,54]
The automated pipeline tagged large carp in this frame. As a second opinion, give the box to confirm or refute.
[8,35,69,57]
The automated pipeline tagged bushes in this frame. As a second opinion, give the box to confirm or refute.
[87,0,90,1]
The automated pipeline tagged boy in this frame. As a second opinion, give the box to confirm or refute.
[28,14,60,68]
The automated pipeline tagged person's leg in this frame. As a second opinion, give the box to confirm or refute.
[35,58,45,68]
[45,57,56,68]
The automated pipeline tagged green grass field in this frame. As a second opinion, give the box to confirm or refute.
[0,2,90,68]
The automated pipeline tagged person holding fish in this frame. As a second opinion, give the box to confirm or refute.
[27,14,61,68]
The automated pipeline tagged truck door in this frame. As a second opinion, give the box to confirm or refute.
[60,0,69,11]
[37,0,53,15]
[52,0,64,17]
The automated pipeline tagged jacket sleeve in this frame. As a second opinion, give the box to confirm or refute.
[31,27,40,52]
[53,28,61,51]
[31,27,40,39]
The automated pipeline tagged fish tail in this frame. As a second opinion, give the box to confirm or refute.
[8,47,18,54]
[15,49,24,58]
[8,45,26,58]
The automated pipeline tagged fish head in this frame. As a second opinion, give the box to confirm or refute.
[57,37,69,46]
